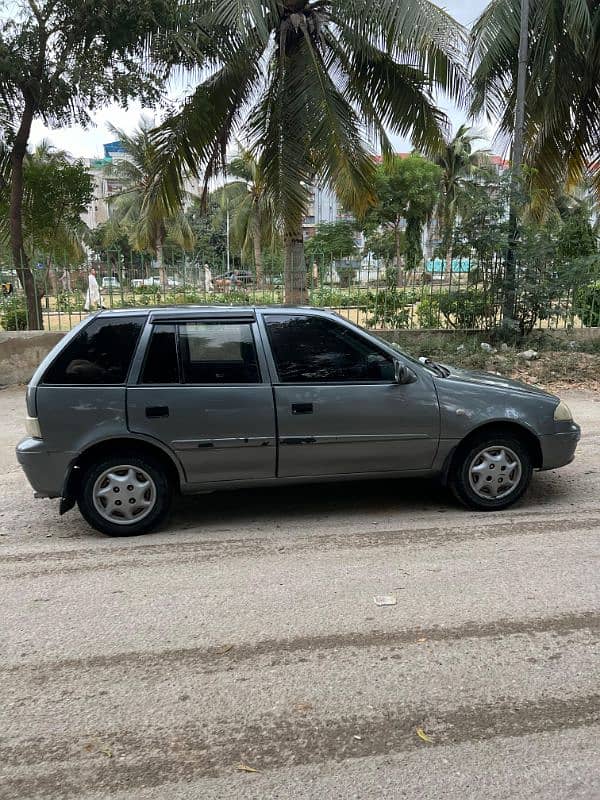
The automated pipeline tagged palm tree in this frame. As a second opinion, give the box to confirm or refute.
[106,118,194,287]
[1,141,90,293]
[470,0,600,204]
[435,125,489,272]
[216,147,277,288]
[149,0,466,303]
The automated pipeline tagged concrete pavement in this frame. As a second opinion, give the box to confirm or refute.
[1,387,599,799]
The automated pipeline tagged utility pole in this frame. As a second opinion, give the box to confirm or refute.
[503,0,529,330]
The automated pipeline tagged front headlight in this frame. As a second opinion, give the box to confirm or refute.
[554,401,573,422]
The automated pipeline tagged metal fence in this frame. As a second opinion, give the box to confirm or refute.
[1,249,600,335]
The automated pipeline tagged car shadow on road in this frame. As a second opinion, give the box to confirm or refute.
[165,470,577,532]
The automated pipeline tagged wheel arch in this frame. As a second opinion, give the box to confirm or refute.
[62,437,183,512]
[443,421,543,483]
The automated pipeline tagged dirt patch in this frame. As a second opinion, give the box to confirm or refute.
[507,352,600,392]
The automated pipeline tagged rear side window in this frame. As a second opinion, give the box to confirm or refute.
[43,317,144,385]
[178,322,260,384]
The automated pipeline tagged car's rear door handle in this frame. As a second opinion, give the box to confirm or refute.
[292,403,313,415]
[146,405,169,418]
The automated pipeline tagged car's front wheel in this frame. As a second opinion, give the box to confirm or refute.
[77,454,171,536]
[450,432,533,511]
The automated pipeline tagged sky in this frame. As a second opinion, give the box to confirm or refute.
[28,0,492,159]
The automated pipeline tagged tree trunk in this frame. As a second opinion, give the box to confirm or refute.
[503,0,529,329]
[394,222,403,287]
[252,219,263,290]
[10,98,43,330]
[156,236,167,293]
[284,227,308,305]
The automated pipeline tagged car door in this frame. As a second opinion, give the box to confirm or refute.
[127,313,276,485]
[259,312,440,478]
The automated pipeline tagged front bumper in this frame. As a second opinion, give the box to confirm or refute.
[538,422,581,470]
[16,438,74,498]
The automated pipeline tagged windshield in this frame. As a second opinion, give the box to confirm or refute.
[367,331,421,366]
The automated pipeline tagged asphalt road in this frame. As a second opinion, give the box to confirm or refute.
[1,386,599,800]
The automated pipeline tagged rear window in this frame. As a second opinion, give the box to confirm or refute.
[43,317,144,385]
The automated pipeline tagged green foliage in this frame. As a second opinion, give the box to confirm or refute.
[421,290,495,330]
[0,147,93,260]
[470,0,600,204]
[85,223,150,270]
[574,283,600,327]
[56,291,85,313]
[105,118,194,261]
[147,1,464,299]
[416,295,442,328]
[186,197,227,269]
[365,155,442,270]
[1,1,173,129]
[364,229,400,265]
[335,264,357,288]
[557,205,597,261]
[0,296,28,330]
[305,222,357,261]
[309,288,367,308]
[365,290,418,329]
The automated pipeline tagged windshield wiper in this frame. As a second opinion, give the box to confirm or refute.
[418,357,450,378]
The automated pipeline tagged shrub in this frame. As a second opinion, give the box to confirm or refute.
[416,295,441,328]
[56,290,85,313]
[0,296,28,330]
[335,265,357,288]
[574,282,600,327]
[436,289,495,329]
[365,290,416,329]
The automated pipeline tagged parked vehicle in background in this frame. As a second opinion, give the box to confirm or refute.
[101,277,120,290]
[17,307,580,536]
[131,276,182,288]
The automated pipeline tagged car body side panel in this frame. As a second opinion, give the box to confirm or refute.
[35,386,130,453]
[127,385,277,484]
[434,377,560,440]
[272,379,440,477]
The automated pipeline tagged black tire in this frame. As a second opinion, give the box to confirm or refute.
[77,453,172,536]
[449,431,533,511]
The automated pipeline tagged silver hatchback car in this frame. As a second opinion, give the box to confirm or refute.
[17,307,580,536]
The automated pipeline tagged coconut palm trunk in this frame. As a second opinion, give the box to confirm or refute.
[252,220,264,290]
[156,236,167,292]
[284,227,308,305]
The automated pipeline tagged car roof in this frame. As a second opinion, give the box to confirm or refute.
[96,305,335,318]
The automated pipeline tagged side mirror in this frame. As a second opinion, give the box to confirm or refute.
[394,360,417,385]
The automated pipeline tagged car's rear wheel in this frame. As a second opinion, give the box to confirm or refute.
[450,432,533,511]
[77,454,171,536]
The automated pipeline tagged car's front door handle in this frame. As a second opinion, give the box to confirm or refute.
[292,403,313,415]
[146,405,169,419]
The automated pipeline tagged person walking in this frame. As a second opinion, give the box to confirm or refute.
[60,268,71,292]
[84,267,103,312]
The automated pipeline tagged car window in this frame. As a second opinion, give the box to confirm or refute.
[265,315,395,383]
[43,317,144,385]
[178,322,260,384]
[141,324,179,384]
